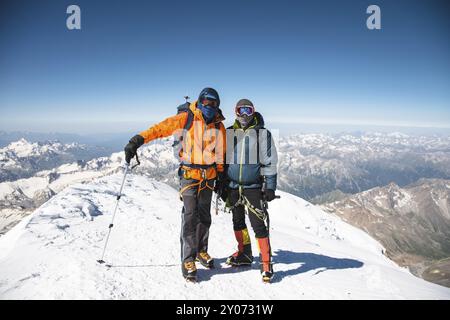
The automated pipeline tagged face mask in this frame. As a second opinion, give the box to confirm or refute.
[199,103,217,123]
[237,114,254,128]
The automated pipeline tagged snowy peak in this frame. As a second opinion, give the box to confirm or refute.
[0,174,449,299]
[350,182,411,211]
[387,132,410,139]
[1,138,83,158]
[4,139,37,158]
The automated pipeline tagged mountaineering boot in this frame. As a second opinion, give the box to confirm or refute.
[261,262,274,283]
[226,228,253,266]
[227,249,253,266]
[182,261,197,282]
[196,251,214,268]
[257,237,273,283]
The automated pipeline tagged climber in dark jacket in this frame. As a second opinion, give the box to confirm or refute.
[223,98,278,282]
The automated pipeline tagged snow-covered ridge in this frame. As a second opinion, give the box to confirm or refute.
[0,174,449,299]
[0,139,179,203]
[0,139,179,235]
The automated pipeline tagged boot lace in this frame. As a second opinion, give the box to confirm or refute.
[199,252,212,262]
[184,261,196,271]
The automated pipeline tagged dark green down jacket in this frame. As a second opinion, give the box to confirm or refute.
[225,112,278,190]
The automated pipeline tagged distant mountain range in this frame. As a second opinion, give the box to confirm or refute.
[0,130,132,151]
[3,131,450,203]
[322,179,450,287]
[2,132,450,232]
[0,139,111,182]
[278,132,450,201]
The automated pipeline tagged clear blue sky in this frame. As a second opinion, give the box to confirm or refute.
[0,0,449,133]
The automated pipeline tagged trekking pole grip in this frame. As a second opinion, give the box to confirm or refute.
[131,153,141,170]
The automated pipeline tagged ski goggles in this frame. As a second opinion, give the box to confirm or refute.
[200,98,219,108]
[235,105,255,117]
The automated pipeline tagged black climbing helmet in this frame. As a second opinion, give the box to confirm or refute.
[198,87,220,108]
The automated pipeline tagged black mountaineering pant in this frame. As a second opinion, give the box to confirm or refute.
[229,188,269,238]
[179,177,213,263]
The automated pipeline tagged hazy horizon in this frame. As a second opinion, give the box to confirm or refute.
[2,121,450,137]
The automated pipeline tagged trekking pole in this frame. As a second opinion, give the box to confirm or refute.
[97,158,137,265]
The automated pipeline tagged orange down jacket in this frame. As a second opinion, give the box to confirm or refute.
[139,101,226,179]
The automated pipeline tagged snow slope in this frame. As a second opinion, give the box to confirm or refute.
[0,139,178,235]
[0,173,449,299]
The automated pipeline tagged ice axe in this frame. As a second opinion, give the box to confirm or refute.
[261,177,281,211]
[260,177,280,236]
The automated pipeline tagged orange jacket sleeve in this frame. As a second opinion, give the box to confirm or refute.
[215,123,226,173]
[139,113,188,144]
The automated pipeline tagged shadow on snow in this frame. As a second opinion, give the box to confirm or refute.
[198,250,364,282]
[270,250,364,283]
[100,250,364,283]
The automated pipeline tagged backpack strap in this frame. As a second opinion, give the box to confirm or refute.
[256,128,260,164]
[173,102,193,147]
[174,109,194,147]
[184,108,194,131]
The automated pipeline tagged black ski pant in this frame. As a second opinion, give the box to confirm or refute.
[179,177,213,263]
[229,188,269,238]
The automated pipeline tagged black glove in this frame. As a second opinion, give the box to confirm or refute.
[263,189,276,202]
[215,173,228,202]
[214,172,225,192]
[124,135,144,164]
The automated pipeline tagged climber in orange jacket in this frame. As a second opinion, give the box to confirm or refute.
[124,88,226,282]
